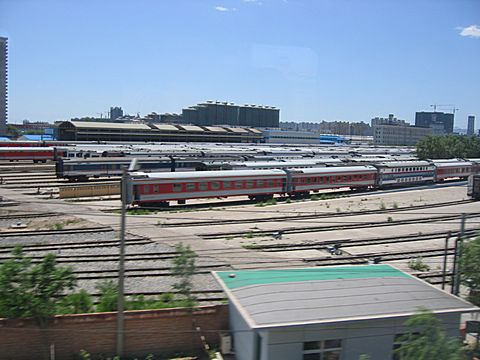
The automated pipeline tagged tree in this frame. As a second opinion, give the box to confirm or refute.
[461,236,480,306]
[394,310,466,360]
[95,280,118,312]
[0,247,76,326]
[172,243,197,310]
[417,135,480,159]
[58,289,94,314]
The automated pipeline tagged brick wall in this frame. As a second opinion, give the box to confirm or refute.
[0,304,229,360]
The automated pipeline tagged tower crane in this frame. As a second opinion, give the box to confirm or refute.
[430,104,459,115]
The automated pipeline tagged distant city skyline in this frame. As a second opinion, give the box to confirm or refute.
[1,0,479,127]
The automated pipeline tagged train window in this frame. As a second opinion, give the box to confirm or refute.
[186,183,196,191]
[313,177,318,183]
[336,176,341,182]
[257,180,264,187]
[268,180,274,187]
[306,177,311,183]
[199,182,208,190]
[211,182,220,190]
[153,185,159,193]
[173,184,182,192]
[235,181,243,189]
[223,181,231,188]
[246,180,254,188]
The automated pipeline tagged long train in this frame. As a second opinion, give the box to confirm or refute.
[126,160,480,206]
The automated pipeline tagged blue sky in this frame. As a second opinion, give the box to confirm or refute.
[1,0,479,127]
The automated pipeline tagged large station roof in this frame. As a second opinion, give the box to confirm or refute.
[214,265,477,329]
[70,121,151,130]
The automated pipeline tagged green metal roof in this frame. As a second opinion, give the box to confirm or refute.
[216,265,409,290]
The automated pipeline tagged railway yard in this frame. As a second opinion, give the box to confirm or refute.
[1,146,479,306]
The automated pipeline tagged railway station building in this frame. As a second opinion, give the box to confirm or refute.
[214,265,478,360]
[56,121,263,143]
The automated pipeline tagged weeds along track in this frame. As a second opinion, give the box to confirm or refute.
[200,212,480,240]
[160,200,474,228]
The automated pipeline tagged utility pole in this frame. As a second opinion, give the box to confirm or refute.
[116,159,137,358]
[451,214,466,296]
[441,232,451,290]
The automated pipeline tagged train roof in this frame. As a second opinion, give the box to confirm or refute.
[59,156,173,163]
[0,147,54,151]
[236,160,328,167]
[375,161,432,167]
[433,161,473,167]
[293,165,377,174]
[131,169,287,179]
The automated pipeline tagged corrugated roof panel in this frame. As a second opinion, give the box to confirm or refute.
[227,127,248,133]
[178,125,205,132]
[204,126,228,133]
[153,124,179,131]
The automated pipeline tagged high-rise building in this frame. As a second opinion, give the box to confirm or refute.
[109,106,124,120]
[0,37,7,136]
[415,111,454,134]
[371,114,408,127]
[181,101,279,128]
[467,115,475,136]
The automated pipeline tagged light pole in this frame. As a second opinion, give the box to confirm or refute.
[116,159,137,358]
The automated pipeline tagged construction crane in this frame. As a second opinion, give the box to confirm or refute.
[430,104,459,115]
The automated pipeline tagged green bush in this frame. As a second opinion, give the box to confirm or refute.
[408,257,430,272]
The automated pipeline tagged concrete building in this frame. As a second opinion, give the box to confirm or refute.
[415,111,454,134]
[467,115,475,136]
[373,123,432,146]
[371,114,407,127]
[281,121,372,137]
[182,101,279,128]
[262,129,348,144]
[0,37,7,136]
[109,107,124,120]
[214,265,478,360]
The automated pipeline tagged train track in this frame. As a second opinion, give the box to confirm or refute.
[200,212,480,240]
[1,179,119,189]
[0,226,113,238]
[0,211,59,220]
[161,199,474,228]
[0,237,152,253]
[303,247,456,266]
[243,228,480,252]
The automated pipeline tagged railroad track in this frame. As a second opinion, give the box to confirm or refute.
[303,247,456,266]
[243,228,480,252]
[160,199,474,228]
[0,226,113,238]
[1,180,119,189]
[200,212,480,240]
[0,212,59,220]
[0,237,152,253]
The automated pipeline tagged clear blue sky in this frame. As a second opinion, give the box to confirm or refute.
[1,0,479,127]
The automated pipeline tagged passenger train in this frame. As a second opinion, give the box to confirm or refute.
[126,159,480,206]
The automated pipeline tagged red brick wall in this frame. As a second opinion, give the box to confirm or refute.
[0,304,229,360]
